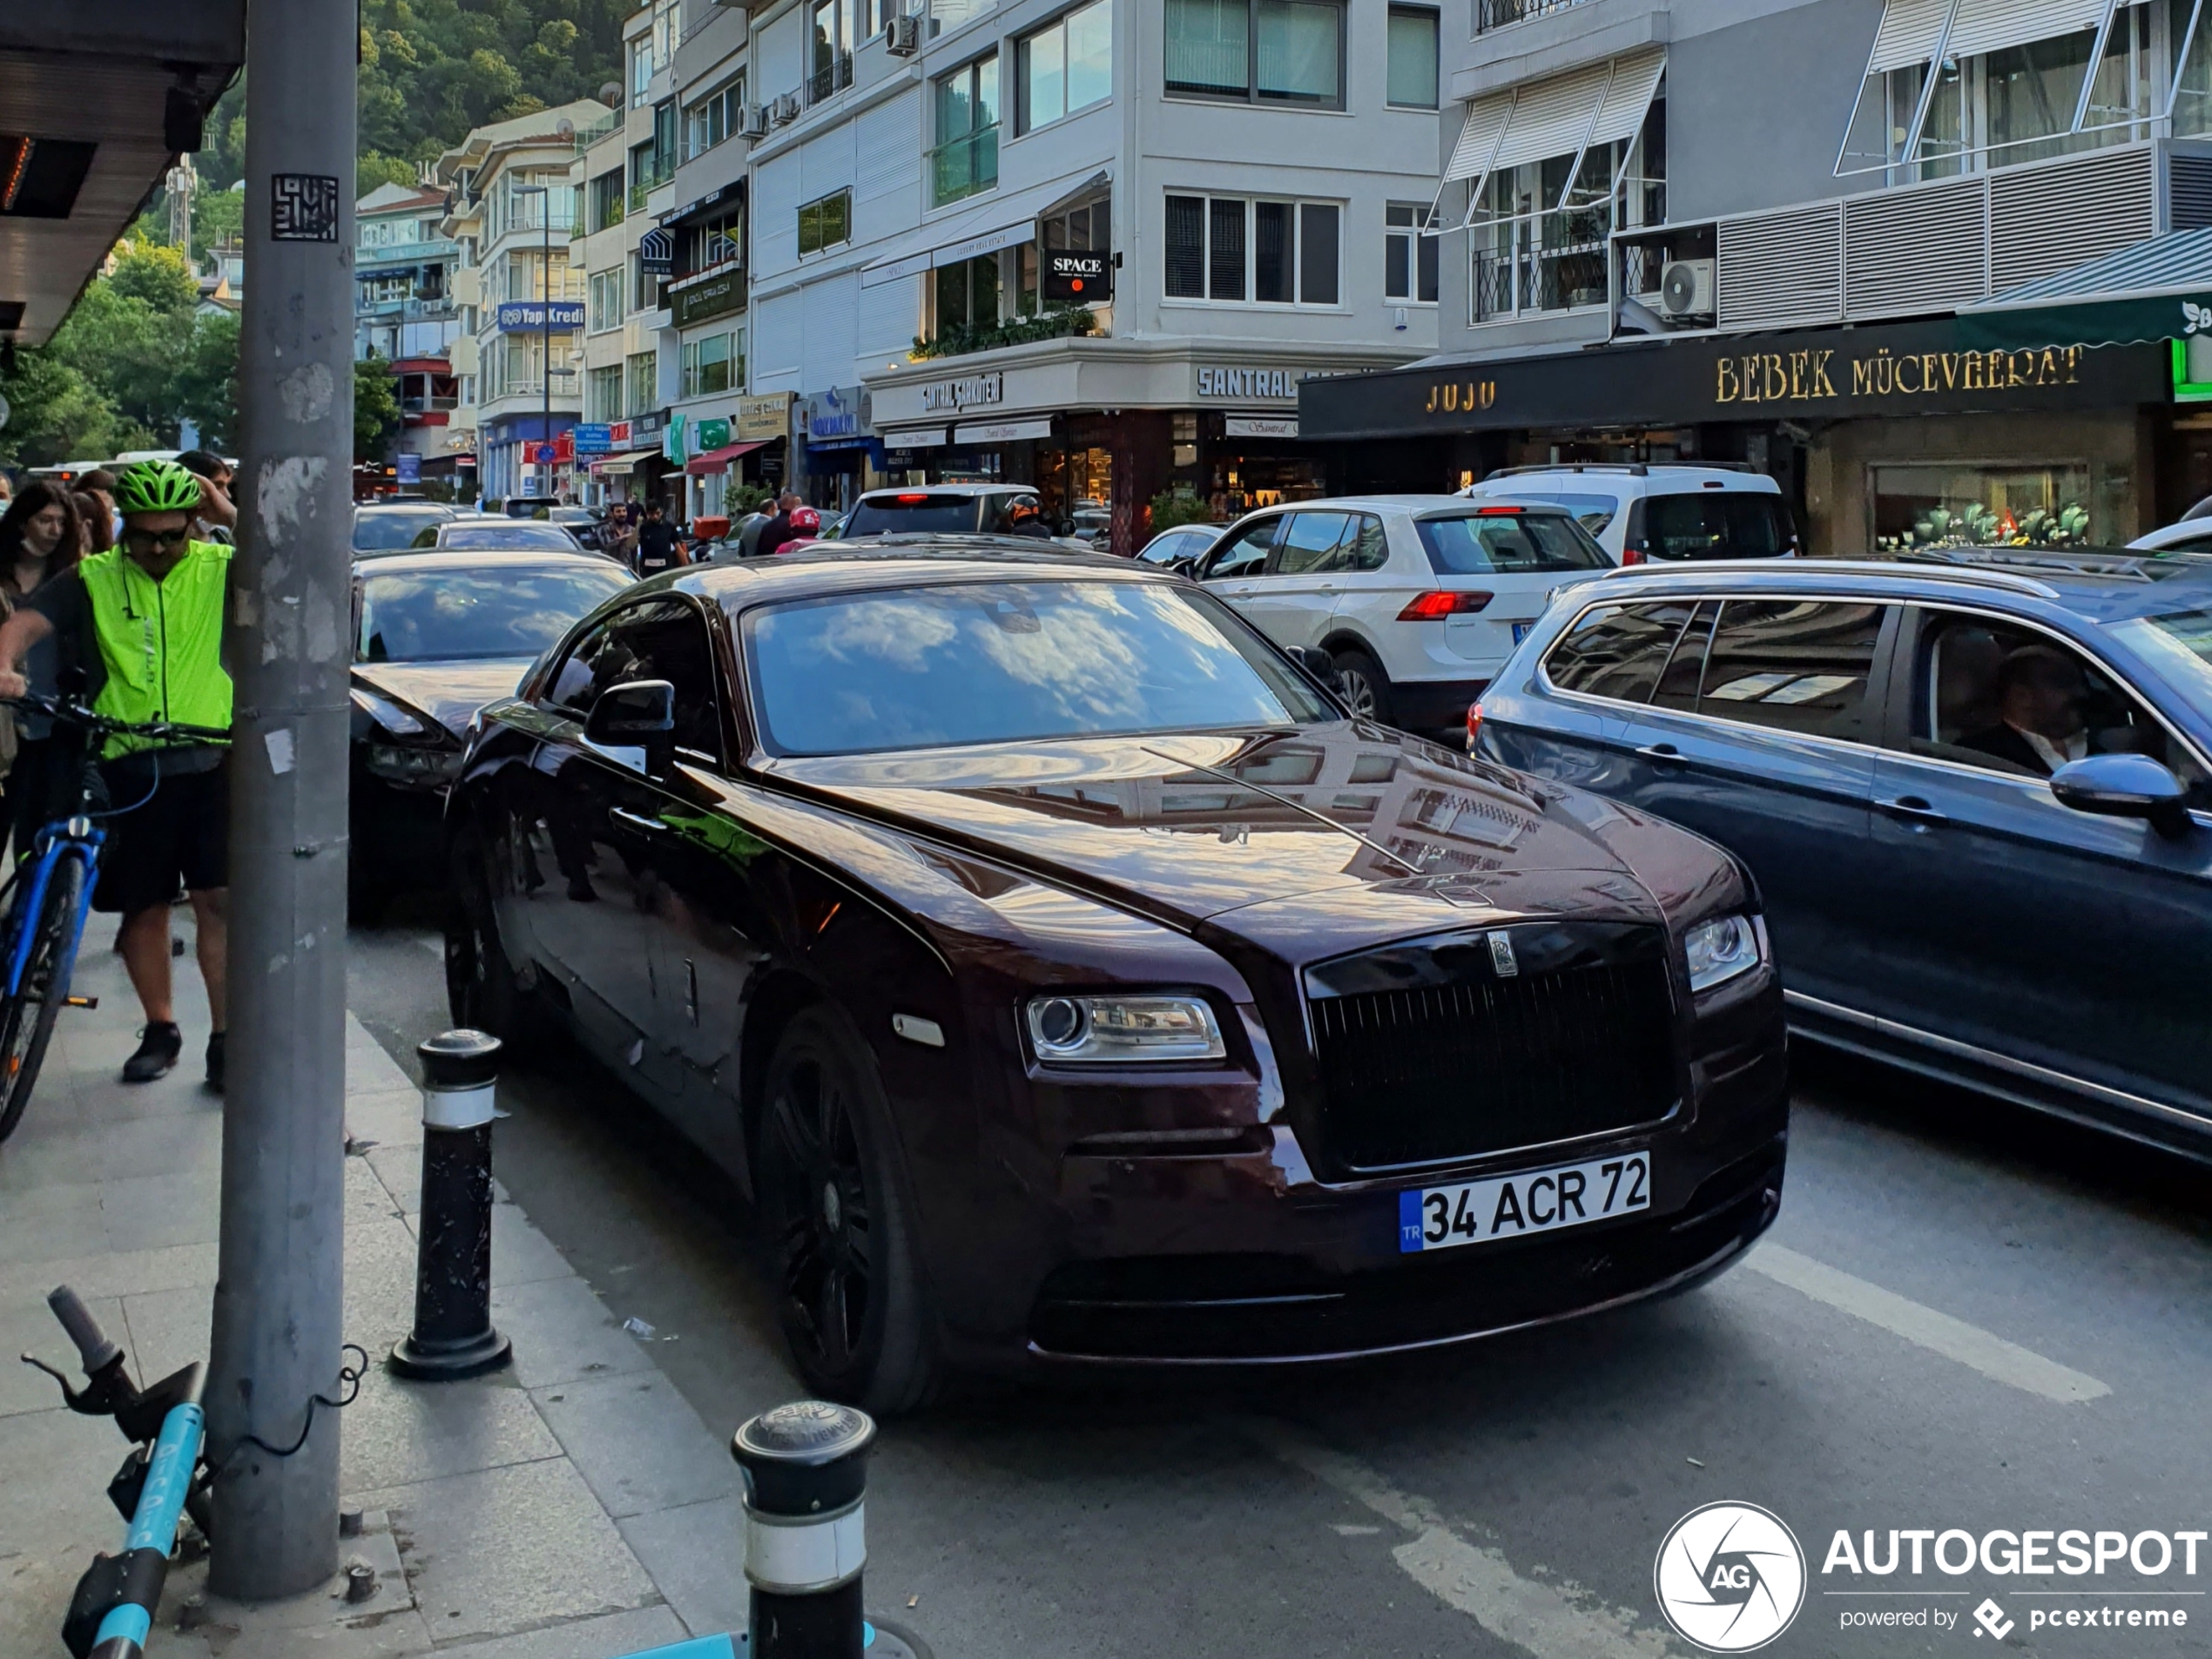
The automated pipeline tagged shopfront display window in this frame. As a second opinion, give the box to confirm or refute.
[1869,462,2128,551]
[1208,454,1327,517]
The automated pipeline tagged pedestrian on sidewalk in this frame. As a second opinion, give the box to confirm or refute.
[0,482,84,858]
[174,449,239,543]
[754,491,804,558]
[634,502,686,577]
[0,460,233,1089]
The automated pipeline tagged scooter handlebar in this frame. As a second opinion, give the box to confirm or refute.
[47,1285,122,1374]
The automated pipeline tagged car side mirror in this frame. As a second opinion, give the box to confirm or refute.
[2049,752,2193,839]
[585,679,677,770]
[1286,644,1343,694]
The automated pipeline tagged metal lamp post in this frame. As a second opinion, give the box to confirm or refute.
[515,182,555,502]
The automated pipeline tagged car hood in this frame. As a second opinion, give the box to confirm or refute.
[761,723,1717,945]
[353,659,536,740]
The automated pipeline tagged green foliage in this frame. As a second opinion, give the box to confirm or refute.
[909,305,1097,361]
[106,242,199,317]
[355,356,405,465]
[190,188,245,261]
[173,311,241,454]
[1148,490,1219,535]
[0,350,143,468]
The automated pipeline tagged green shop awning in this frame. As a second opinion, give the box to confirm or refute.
[1958,229,2212,350]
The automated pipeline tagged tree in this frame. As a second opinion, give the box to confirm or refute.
[106,241,199,317]
[0,350,141,468]
[174,311,241,455]
[355,356,403,465]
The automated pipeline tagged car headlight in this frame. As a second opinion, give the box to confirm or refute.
[1025,993,1226,1063]
[366,743,463,785]
[1685,913,1766,994]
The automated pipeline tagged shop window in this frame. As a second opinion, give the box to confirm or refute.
[1164,0,1344,108]
[1869,462,2127,552]
[1165,193,1340,306]
[932,55,1001,206]
[798,188,853,256]
[1839,4,2154,179]
[1019,0,1113,134]
[1386,6,1438,108]
[682,208,745,280]
[1385,203,1439,304]
[1019,195,1113,312]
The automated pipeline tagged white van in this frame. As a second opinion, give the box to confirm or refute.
[1459,463,1799,564]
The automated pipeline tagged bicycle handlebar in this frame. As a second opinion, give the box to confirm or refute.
[47,1285,122,1375]
[0,693,231,746]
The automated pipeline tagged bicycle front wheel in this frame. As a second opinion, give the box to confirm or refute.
[0,854,85,1144]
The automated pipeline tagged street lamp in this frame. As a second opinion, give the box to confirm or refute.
[514,182,556,502]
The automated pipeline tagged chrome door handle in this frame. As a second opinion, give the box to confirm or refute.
[1635,742,1682,761]
[1878,794,1946,826]
[610,807,666,834]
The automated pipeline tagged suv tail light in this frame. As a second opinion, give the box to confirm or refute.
[1397,590,1494,620]
[1466,701,1483,749]
[1621,547,1646,566]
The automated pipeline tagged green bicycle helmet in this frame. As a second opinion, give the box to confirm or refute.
[113,459,203,516]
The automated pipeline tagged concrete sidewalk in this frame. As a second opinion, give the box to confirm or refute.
[0,919,750,1658]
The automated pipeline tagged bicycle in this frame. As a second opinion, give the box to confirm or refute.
[0,691,230,1143]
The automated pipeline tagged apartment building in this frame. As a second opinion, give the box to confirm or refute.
[439,100,610,505]
[354,181,466,486]
[1305,0,2212,551]
[709,0,1443,545]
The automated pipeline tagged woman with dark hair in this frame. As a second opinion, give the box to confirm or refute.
[70,491,115,556]
[0,482,84,855]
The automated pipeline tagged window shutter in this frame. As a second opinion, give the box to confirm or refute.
[1487,59,1612,173]
[1866,0,1953,73]
[1942,0,2111,64]
[1586,49,1664,149]
[1446,90,1514,184]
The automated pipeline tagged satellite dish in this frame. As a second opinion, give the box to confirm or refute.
[556,118,575,139]
[600,81,623,107]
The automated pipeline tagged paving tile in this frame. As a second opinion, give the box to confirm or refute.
[0,1177,111,1266]
[0,1241,218,1309]
[533,1369,738,1520]
[368,1143,423,1215]
[347,1085,427,1154]
[0,1108,222,1191]
[489,1201,575,1288]
[0,1291,125,1417]
[120,1281,215,1385]
[492,1272,658,1390]
[432,1604,691,1658]
[341,1362,563,1494]
[349,1457,660,1642]
[0,1406,134,1562]
[617,1495,749,1642]
[100,1164,222,1251]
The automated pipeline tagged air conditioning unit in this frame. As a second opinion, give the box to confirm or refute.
[770,92,801,125]
[1659,259,1716,320]
[884,15,921,54]
[738,103,770,140]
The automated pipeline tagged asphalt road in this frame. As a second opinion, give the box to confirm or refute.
[347,918,2212,1659]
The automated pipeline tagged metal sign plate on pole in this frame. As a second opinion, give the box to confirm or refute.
[206,0,354,1602]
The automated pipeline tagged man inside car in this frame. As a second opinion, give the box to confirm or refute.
[1961,645,2091,776]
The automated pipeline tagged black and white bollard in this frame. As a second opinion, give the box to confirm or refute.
[732,1401,930,1659]
[388,1029,512,1380]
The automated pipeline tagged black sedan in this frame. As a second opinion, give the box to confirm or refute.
[443,546,1788,1411]
[350,550,634,909]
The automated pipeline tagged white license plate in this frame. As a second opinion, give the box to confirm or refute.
[1511,621,1534,644]
[1398,1150,1650,1253]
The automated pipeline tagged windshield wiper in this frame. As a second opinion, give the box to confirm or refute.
[1141,745,1422,876]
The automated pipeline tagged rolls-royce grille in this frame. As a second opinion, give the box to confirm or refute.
[1308,927,1677,1170]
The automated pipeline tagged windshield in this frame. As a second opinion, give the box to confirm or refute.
[354,509,449,551]
[1492,490,1620,534]
[1644,493,1795,559]
[432,523,582,550]
[1417,513,1608,575]
[2109,608,2212,710]
[357,564,631,663]
[743,579,1333,757]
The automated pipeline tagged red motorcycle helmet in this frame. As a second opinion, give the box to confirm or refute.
[789,506,822,533]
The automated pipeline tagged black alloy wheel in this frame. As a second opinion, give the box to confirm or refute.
[1332,647,1394,725]
[758,1007,936,1413]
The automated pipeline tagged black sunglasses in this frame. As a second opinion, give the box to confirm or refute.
[123,527,191,550]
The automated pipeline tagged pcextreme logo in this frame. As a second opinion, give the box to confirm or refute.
[1655,1502,1809,1652]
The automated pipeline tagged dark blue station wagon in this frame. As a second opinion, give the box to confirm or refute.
[1476,552,2212,1158]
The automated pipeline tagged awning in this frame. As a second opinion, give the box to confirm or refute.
[1956,228,2212,348]
[1448,50,1664,212]
[1867,0,1952,72]
[684,440,769,475]
[1942,0,2110,64]
[860,170,1111,288]
[589,448,659,475]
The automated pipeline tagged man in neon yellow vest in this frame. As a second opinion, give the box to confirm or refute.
[0,460,233,1089]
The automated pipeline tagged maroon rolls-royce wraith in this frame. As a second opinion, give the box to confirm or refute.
[444,543,1788,1412]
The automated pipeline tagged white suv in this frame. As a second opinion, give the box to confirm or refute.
[1191,495,1609,733]
[1459,463,1799,564]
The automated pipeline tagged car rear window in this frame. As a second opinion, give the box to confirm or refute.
[1417,512,1608,575]
[354,509,448,551]
[1642,493,1795,559]
[1492,490,1621,534]
[741,580,1331,756]
[435,523,581,550]
[845,495,991,536]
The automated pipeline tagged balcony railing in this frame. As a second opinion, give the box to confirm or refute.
[627,173,671,214]
[572,110,623,154]
[806,54,853,105]
[909,302,1098,361]
[1476,0,1588,30]
[928,125,1000,209]
[1472,232,1608,324]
